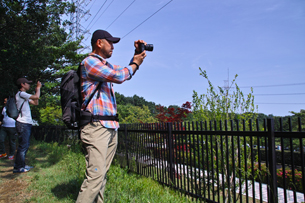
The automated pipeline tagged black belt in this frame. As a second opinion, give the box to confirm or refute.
[80,112,119,122]
[92,114,119,122]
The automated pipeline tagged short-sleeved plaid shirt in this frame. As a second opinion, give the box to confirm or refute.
[80,53,133,129]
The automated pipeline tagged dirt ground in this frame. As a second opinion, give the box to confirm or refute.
[0,142,33,203]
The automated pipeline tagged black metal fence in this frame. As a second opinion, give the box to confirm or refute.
[31,118,305,202]
[32,125,79,143]
[116,118,305,203]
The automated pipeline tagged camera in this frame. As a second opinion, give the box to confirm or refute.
[139,43,153,52]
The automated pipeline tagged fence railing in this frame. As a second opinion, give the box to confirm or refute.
[31,118,305,203]
[32,125,79,143]
[116,118,305,203]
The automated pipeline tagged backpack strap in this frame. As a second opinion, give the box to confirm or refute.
[78,62,102,111]
[84,82,102,110]
[17,92,26,118]
[0,106,4,122]
[81,54,107,110]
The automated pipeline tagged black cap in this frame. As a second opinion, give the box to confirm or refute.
[91,30,120,46]
[16,78,32,85]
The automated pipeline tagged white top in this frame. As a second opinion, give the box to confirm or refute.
[16,91,33,125]
[1,107,16,127]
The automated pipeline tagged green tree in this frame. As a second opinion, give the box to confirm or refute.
[38,94,63,126]
[0,0,85,124]
[192,68,257,123]
[40,106,62,125]
[290,109,305,131]
[117,104,157,124]
[282,109,305,151]
[192,68,258,202]
[115,92,157,115]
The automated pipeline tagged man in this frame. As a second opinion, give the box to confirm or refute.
[13,78,41,173]
[0,97,17,160]
[76,30,147,203]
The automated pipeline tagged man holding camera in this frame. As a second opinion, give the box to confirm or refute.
[76,30,147,203]
[13,78,41,173]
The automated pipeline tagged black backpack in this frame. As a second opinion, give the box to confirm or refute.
[60,65,100,129]
[6,93,26,120]
[60,56,118,130]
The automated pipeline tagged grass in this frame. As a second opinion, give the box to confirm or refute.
[19,138,195,202]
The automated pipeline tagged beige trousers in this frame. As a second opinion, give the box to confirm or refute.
[76,122,117,203]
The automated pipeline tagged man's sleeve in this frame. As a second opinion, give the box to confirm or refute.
[113,64,134,79]
[85,57,133,83]
[19,92,32,101]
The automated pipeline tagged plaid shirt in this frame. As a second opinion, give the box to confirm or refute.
[80,53,133,129]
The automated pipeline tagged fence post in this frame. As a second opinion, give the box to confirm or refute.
[267,118,278,203]
[167,122,175,183]
[124,124,130,170]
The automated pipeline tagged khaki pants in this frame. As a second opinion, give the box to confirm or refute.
[76,122,117,203]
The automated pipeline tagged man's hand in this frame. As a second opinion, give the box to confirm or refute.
[134,39,146,54]
[129,40,148,73]
[30,81,41,105]
[133,51,146,67]
[133,40,147,67]
[36,81,42,89]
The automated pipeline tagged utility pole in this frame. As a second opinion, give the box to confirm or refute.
[70,0,90,41]
[223,68,230,91]
[223,68,230,119]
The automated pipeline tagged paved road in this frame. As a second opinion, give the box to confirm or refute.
[238,180,304,203]
[136,155,305,203]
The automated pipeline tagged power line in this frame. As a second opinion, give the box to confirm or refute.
[256,103,305,105]
[89,0,115,31]
[85,0,108,31]
[254,93,305,96]
[87,0,98,10]
[122,0,174,39]
[106,0,136,30]
[240,82,305,88]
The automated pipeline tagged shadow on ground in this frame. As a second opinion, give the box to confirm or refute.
[51,179,80,200]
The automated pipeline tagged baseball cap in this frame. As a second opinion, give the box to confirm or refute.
[91,30,120,45]
[17,78,33,85]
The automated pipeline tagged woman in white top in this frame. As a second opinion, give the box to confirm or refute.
[0,97,17,160]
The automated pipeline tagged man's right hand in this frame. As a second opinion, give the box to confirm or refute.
[36,81,42,89]
[133,51,146,67]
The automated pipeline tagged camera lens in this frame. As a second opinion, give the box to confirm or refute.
[144,44,153,52]
[139,43,154,52]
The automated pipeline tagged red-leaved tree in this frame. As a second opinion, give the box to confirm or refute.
[155,102,192,123]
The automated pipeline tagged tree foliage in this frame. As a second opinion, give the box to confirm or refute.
[117,104,157,124]
[38,93,63,126]
[289,109,305,131]
[0,0,87,125]
[192,67,258,123]
[0,0,83,99]
[155,102,192,123]
[115,92,157,115]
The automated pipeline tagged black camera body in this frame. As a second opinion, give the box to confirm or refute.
[139,43,153,52]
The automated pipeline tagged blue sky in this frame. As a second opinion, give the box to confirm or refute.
[78,0,305,117]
